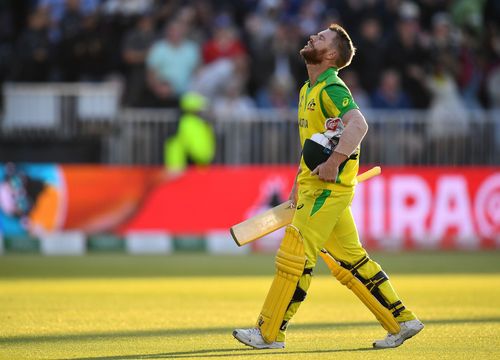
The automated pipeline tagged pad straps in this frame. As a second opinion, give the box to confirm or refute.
[341,256,404,316]
[340,255,369,278]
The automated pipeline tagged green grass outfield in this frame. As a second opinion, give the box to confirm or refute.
[1,251,499,360]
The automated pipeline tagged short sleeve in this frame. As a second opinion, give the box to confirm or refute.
[320,84,359,118]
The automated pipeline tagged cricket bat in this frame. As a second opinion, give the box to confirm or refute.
[230,166,381,246]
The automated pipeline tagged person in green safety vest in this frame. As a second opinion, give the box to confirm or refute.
[164,92,215,173]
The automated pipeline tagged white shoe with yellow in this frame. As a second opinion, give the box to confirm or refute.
[233,328,285,349]
[373,319,424,348]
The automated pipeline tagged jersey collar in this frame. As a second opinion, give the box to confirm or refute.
[308,67,339,87]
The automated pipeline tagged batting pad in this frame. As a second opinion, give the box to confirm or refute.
[319,249,401,335]
[257,225,306,343]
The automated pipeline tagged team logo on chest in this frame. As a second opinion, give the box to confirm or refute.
[306,99,316,111]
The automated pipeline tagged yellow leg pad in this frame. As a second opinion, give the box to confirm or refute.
[257,225,306,343]
[319,250,401,335]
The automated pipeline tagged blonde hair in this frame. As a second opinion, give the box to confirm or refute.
[328,24,356,69]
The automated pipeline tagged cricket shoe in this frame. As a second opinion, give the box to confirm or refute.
[373,319,424,349]
[232,328,285,349]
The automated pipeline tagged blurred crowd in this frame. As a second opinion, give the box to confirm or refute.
[0,0,499,112]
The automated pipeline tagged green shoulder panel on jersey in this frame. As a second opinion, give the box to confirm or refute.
[319,84,359,119]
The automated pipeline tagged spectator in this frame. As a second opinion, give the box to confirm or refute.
[72,13,108,81]
[121,12,155,106]
[101,0,154,17]
[58,0,84,81]
[147,0,182,30]
[213,77,256,121]
[173,4,212,45]
[202,16,247,65]
[38,0,99,43]
[251,0,281,41]
[190,14,249,100]
[482,8,500,158]
[212,77,257,163]
[486,65,500,158]
[371,69,423,164]
[485,26,500,108]
[483,0,500,36]
[12,8,52,81]
[428,13,463,102]
[0,1,15,47]
[254,74,297,164]
[483,0,500,79]
[256,75,296,109]
[429,12,460,62]
[39,0,99,22]
[336,0,380,40]
[0,0,15,101]
[371,69,411,109]
[378,0,403,38]
[296,0,325,39]
[457,25,484,109]
[417,0,449,31]
[190,56,249,102]
[190,0,215,37]
[350,16,385,93]
[450,0,484,35]
[145,20,200,106]
[248,21,306,97]
[383,1,432,108]
[426,54,469,164]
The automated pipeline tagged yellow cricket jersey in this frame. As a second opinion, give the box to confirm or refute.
[297,67,360,192]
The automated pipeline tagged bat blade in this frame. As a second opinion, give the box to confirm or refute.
[230,200,295,246]
[230,166,381,247]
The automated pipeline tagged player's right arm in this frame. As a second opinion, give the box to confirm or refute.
[311,85,368,182]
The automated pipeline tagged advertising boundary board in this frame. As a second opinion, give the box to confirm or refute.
[0,164,498,253]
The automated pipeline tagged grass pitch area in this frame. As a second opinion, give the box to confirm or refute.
[1,251,499,360]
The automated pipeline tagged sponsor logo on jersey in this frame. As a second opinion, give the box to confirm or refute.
[342,97,350,107]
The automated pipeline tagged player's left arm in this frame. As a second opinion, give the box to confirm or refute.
[334,108,368,158]
[312,86,368,182]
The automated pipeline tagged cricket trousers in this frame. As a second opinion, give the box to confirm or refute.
[276,187,416,342]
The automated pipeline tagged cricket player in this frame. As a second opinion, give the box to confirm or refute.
[233,24,424,349]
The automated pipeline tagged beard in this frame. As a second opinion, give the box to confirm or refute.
[300,45,326,65]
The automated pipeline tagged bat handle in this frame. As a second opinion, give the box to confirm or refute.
[357,166,381,183]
